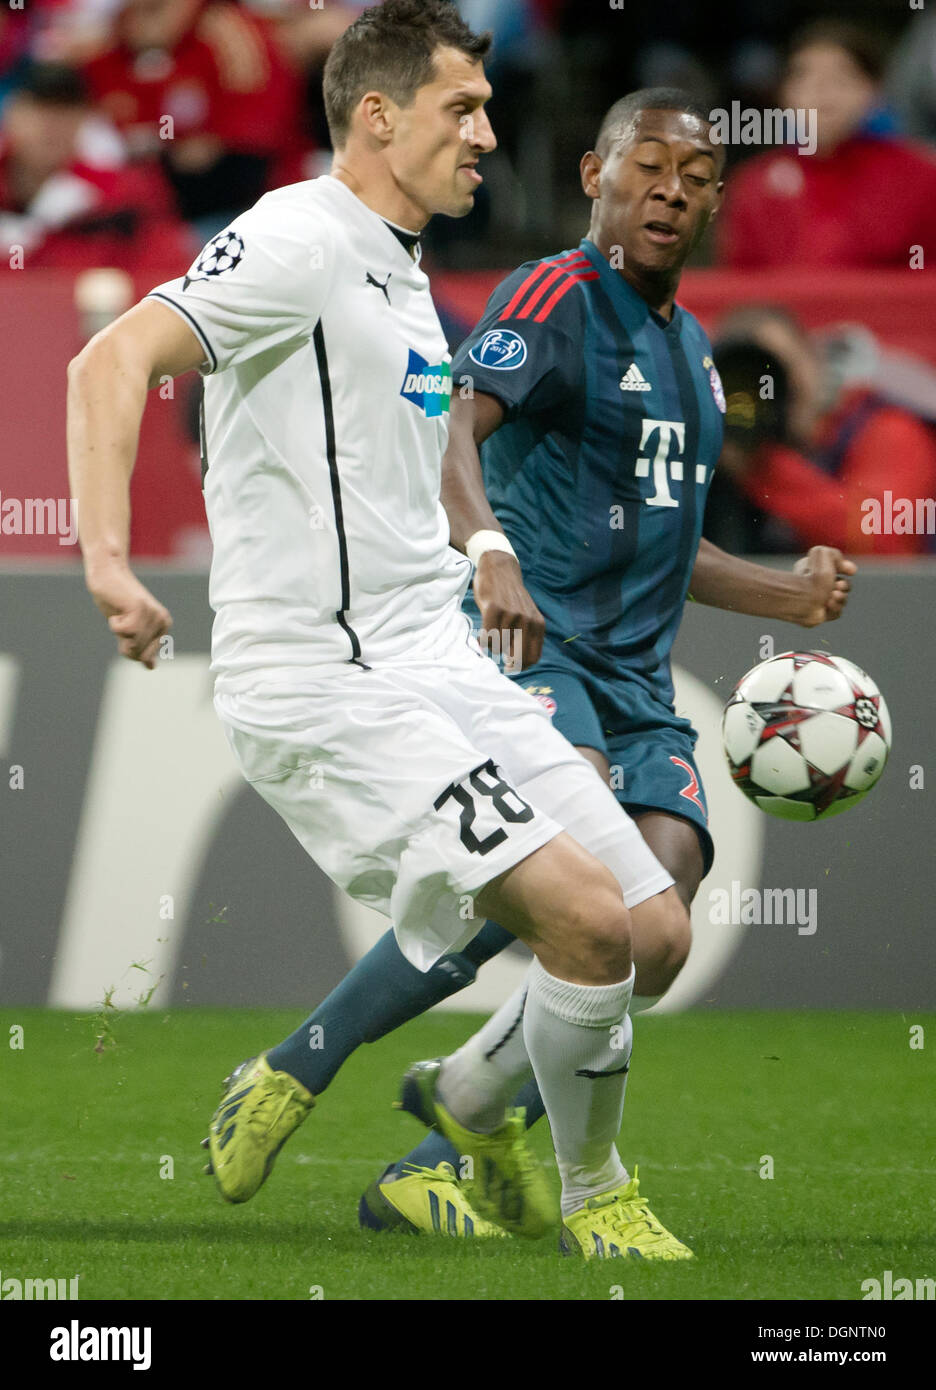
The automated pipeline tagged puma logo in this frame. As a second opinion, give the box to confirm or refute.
[366,271,391,304]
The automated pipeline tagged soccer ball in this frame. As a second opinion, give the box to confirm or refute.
[721,651,892,821]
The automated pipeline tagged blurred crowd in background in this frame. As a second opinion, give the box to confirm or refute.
[1,0,935,557]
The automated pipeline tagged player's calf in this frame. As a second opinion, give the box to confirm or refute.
[471,833,641,1222]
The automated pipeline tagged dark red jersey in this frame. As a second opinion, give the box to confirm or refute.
[83,2,300,158]
[718,136,936,270]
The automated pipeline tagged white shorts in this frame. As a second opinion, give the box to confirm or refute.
[215,633,672,970]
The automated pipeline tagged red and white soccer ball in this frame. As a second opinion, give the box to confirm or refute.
[721,651,892,821]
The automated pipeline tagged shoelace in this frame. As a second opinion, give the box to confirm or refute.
[400,1162,457,1185]
[588,1190,671,1244]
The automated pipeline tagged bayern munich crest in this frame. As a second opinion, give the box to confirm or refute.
[709,364,726,413]
[529,692,557,716]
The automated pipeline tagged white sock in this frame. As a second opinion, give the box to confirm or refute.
[523,957,635,1218]
[437,984,533,1133]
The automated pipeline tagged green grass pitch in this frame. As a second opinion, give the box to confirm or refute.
[2,1007,933,1301]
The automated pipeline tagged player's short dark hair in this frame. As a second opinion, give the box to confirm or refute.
[323,0,491,150]
[595,88,715,159]
[786,19,887,84]
[16,62,89,107]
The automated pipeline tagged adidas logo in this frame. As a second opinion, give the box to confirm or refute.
[620,363,652,392]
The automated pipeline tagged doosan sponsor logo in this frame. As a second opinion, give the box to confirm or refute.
[399,348,452,417]
[403,371,451,396]
[50,1320,152,1371]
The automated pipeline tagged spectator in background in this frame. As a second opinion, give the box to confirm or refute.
[706,306,936,557]
[887,8,936,146]
[717,20,936,268]
[255,0,360,72]
[83,0,301,239]
[242,0,362,183]
[0,6,40,105]
[15,0,122,66]
[0,62,194,272]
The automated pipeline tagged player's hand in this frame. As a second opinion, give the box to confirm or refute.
[473,550,545,671]
[790,546,857,627]
[86,561,173,670]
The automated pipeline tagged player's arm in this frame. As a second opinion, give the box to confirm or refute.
[67,299,206,669]
[445,264,585,669]
[442,389,545,670]
[688,537,856,627]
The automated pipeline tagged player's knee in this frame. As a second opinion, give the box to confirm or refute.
[632,886,691,994]
[552,870,633,984]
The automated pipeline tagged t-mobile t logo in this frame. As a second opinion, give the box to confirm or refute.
[635,419,707,508]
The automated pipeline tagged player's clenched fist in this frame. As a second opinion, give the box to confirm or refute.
[791,546,857,627]
[473,549,545,671]
[86,562,173,670]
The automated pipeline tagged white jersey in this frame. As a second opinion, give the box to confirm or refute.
[147,174,472,691]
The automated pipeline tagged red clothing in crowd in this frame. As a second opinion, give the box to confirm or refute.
[718,136,936,269]
[740,388,936,555]
[0,10,32,74]
[0,145,194,271]
[83,1,300,160]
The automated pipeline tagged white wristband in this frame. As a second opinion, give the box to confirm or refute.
[465,529,517,568]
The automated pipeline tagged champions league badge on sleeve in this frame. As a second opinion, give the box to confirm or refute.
[468,329,528,370]
[183,231,245,288]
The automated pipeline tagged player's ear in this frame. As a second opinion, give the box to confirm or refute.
[580,150,602,200]
[357,90,395,144]
[708,180,725,221]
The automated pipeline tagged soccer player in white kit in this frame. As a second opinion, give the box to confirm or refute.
[67,0,692,1259]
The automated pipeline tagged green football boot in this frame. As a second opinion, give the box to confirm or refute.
[397,1058,557,1238]
[560,1168,694,1260]
[359,1161,508,1237]
[203,1054,314,1204]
